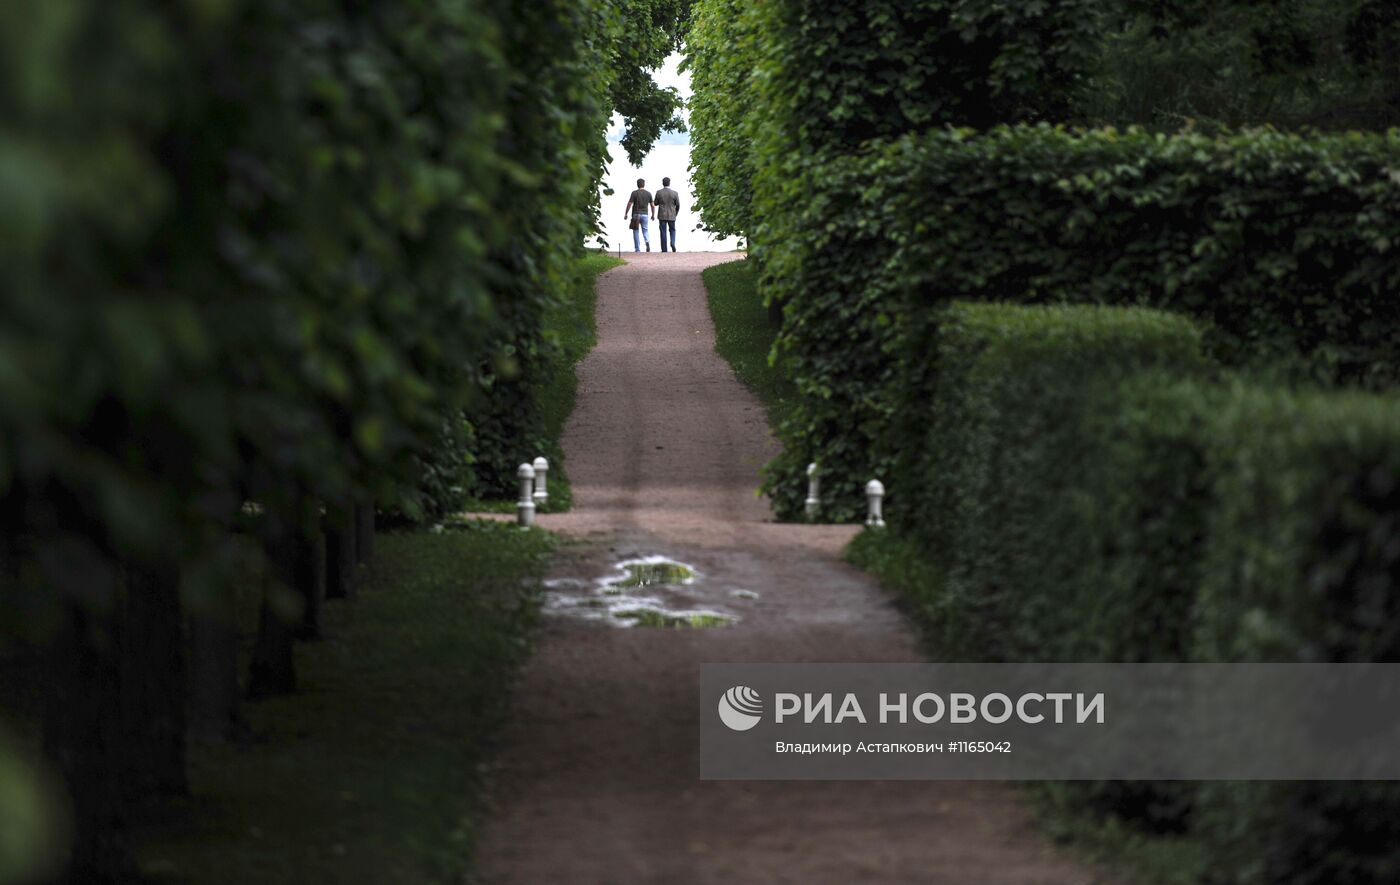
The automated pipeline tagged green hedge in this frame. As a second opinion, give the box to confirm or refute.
[855,303,1400,880]
[686,0,1102,290]
[1191,387,1400,885]
[886,302,1211,661]
[765,126,1400,520]
[685,0,759,239]
[0,0,616,596]
[855,302,1212,836]
[1,1,639,878]
[743,0,1100,155]
[1196,388,1400,664]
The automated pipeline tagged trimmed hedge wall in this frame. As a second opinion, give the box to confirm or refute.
[1191,388,1400,885]
[685,0,1102,311]
[0,0,617,573]
[685,0,759,239]
[865,303,1214,834]
[892,303,1210,663]
[744,1,1100,156]
[0,5,617,875]
[766,126,1400,520]
[745,0,1101,300]
[854,302,1400,882]
[456,0,616,504]
[1196,388,1400,664]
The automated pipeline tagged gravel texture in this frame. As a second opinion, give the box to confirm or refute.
[473,253,1121,884]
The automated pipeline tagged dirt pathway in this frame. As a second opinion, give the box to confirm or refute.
[473,253,1119,884]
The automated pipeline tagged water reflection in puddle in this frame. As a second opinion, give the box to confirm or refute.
[613,609,732,628]
[544,555,735,629]
[604,556,697,590]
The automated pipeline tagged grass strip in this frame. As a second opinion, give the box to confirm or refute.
[702,259,796,423]
[136,523,554,884]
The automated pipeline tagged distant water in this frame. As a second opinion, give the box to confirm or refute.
[594,143,744,254]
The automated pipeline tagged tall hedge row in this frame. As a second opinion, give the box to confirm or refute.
[686,2,1400,881]
[1190,388,1400,885]
[463,0,618,503]
[764,127,1400,520]
[1,1,620,877]
[894,303,1210,661]
[852,302,1400,882]
[871,304,1215,834]
[685,0,1100,279]
[684,0,758,239]
[2,0,614,570]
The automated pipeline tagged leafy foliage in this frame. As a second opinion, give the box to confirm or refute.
[856,303,1400,880]
[762,126,1400,519]
[685,0,1103,251]
[1196,387,1400,665]
[1189,386,1400,885]
[1,0,662,877]
[852,313,1214,839]
[1083,0,1400,131]
[611,0,691,166]
[0,0,625,622]
[454,0,618,506]
[684,0,759,238]
[687,3,1400,882]
[889,303,1210,661]
[744,0,1102,154]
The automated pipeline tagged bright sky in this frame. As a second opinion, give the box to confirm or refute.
[598,54,742,252]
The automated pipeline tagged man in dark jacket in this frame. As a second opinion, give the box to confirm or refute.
[654,177,681,252]
[624,178,653,252]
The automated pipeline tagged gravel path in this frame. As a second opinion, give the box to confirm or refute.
[472,253,1120,884]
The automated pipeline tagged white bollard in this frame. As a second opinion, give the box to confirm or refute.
[865,479,886,528]
[804,462,821,521]
[517,463,536,528]
[532,456,550,505]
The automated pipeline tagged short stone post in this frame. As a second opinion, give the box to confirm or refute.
[804,463,821,521]
[865,479,886,529]
[517,463,536,528]
[532,456,550,506]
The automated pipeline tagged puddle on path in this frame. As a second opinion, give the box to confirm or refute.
[604,556,697,590]
[613,608,733,629]
[544,554,736,629]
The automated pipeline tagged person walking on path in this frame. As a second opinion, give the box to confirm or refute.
[654,177,681,252]
[624,178,653,253]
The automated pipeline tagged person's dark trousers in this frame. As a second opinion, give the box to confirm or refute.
[659,220,676,252]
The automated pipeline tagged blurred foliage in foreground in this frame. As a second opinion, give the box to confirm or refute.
[0,0,674,880]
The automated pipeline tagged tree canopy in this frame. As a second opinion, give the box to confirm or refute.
[611,0,692,165]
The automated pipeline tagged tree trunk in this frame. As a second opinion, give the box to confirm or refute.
[288,496,324,640]
[247,510,303,699]
[246,575,297,699]
[767,292,784,329]
[325,503,356,601]
[188,578,242,743]
[119,561,187,797]
[354,502,375,565]
[44,601,133,882]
